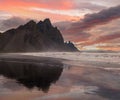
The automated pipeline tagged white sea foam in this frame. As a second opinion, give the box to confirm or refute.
[19,52,120,64]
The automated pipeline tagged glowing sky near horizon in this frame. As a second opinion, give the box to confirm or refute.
[0,0,120,51]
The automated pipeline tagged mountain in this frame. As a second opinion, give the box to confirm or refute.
[0,18,78,52]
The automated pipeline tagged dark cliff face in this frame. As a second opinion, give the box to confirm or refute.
[0,18,78,52]
[65,41,78,51]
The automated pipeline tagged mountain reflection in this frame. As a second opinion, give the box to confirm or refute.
[0,60,63,92]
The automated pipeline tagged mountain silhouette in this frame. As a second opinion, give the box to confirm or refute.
[0,18,78,52]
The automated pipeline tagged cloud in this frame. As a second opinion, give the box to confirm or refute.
[95,32,120,43]
[23,0,106,11]
[28,1,106,19]
[0,0,110,24]
[0,10,12,20]
[30,7,83,17]
[54,21,91,42]
[70,5,120,32]
[57,5,120,45]
[0,0,73,11]
[80,32,120,46]
[74,2,106,11]
[96,43,120,51]
[0,17,30,32]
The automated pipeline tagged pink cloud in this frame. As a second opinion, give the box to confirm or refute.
[57,5,120,46]
[80,32,120,46]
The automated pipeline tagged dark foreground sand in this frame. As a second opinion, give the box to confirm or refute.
[0,53,120,100]
[0,53,64,65]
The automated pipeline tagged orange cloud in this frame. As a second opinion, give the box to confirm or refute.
[98,46,120,51]
[0,0,80,22]
[0,0,73,11]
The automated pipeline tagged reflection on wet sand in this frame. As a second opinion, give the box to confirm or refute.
[0,53,120,100]
[0,61,63,92]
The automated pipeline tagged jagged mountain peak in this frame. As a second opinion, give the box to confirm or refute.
[44,18,51,24]
[37,18,52,30]
[37,18,51,25]
[0,18,79,52]
[25,20,36,27]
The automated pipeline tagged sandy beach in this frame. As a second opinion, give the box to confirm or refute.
[0,52,120,100]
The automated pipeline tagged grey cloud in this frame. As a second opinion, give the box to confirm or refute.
[74,2,106,11]
[72,5,120,31]
[0,17,30,32]
[0,10,12,20]
[55,5,120,43]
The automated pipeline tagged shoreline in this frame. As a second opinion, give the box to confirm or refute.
[0,52,120,69]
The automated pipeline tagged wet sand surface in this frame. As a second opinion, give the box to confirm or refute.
[0,53,120,100]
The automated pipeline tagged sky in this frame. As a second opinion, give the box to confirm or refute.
[0,0,120,51]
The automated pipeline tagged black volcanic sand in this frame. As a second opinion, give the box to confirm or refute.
[0,54,63,93]
[0,54,120,100]
[0,53,64,65]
